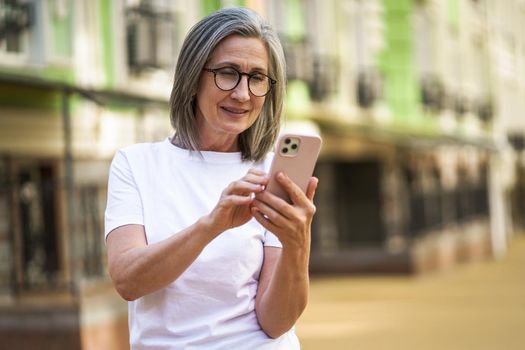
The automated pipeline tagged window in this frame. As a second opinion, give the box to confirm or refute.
[0,0,33,57]
[14,161,61,291]
[126,0,177,72]
[78,185,105,278]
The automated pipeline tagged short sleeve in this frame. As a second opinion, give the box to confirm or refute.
[104,150,144,239]
[263,231,282,248]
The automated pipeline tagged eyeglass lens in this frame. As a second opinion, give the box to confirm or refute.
[213,68,272,96]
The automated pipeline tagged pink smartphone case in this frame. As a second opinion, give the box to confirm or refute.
[265,134,322,202]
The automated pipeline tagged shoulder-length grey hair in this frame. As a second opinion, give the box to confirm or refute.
[169,7,286,161]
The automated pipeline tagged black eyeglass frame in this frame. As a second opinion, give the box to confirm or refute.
[203,67,277,97]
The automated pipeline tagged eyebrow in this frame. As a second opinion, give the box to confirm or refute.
[212,61,268,74]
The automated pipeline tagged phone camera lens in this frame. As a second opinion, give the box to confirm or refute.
[291,144,298,150]
[282,147,288,154]
[284,138,291,144]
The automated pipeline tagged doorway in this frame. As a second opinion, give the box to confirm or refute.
[15,160,61,291]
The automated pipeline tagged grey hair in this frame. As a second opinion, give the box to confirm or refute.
[169,7,286,161]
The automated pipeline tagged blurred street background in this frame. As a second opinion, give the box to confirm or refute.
[297,233,525,350]
[1,0,524,349]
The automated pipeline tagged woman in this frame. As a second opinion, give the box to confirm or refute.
[105,7,318,349]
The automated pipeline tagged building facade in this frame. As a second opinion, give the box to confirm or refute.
[0,0,524,349]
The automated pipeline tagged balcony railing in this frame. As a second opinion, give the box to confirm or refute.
[309,55,338,102]
[357,68,382,109]
[0,0,33,53]
[126,2,176,72]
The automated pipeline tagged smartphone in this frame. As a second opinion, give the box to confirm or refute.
[265,133,322,203]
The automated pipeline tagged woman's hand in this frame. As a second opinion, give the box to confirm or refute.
[205,168,269,234]
[251,172,318,337]
[251,172,318,250]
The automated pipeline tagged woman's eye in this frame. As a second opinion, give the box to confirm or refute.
[251,74,265,82]
[218,69,238,77]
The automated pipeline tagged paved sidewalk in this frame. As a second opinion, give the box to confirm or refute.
[297,234,525,350]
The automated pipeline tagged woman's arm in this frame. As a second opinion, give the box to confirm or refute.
[106,168,269,301]
[252,173,318,338]
[107,218,215,301]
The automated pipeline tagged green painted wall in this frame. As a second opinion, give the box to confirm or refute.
[448,0,460,30]
[285,0,306,41]
[0,65,74,83]
[379,0,436,133]
[99,0,115,88]
[283,0,311,114]
[201,0,221,15]
[0,84,62,110]
[49,0,73,58]
[201,0,248,16]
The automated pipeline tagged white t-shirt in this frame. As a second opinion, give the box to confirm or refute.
[105,138,300,350]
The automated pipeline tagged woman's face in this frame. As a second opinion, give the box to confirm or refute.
[195,35,269,150]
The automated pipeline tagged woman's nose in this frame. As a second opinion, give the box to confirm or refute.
[231,75,251,101]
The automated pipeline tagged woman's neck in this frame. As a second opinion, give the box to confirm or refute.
[171,133,239,152]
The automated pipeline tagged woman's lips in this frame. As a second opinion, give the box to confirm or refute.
[221,106,249,115]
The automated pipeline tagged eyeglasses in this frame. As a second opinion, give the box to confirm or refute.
[203,67,276,97]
